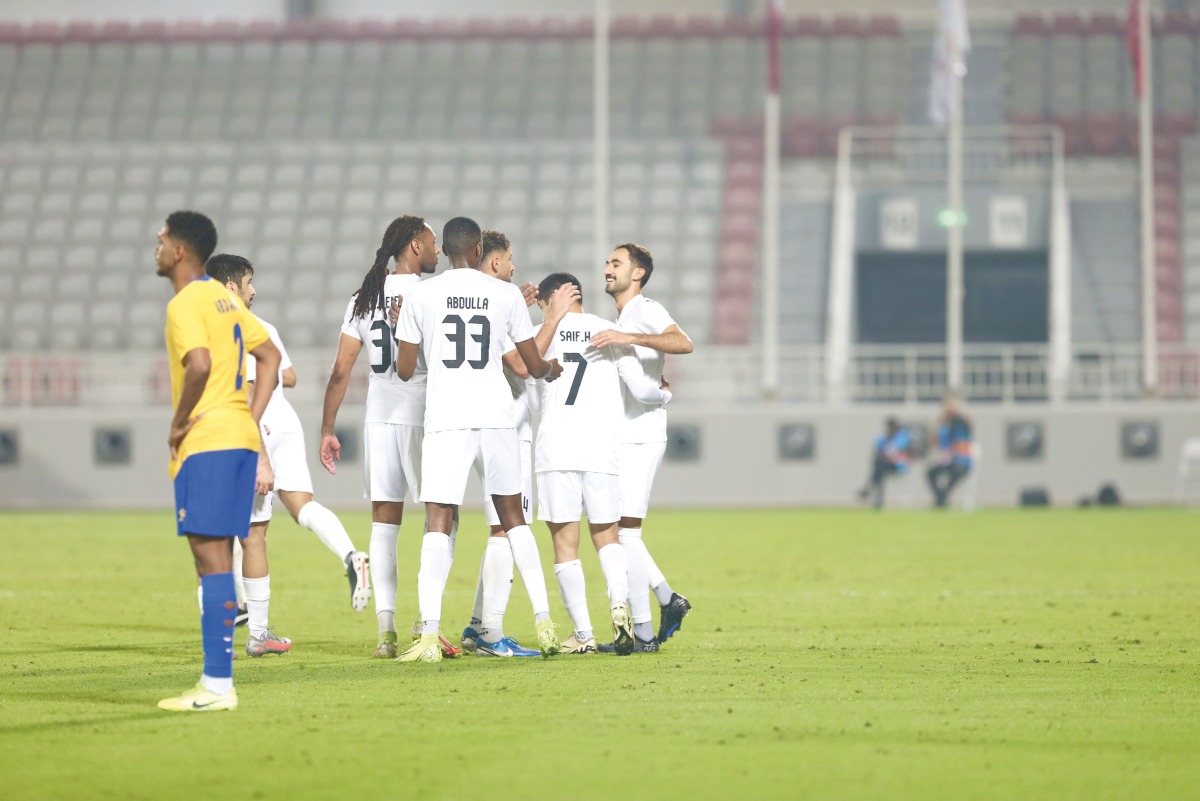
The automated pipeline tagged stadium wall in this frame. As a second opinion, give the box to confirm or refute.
[2,403,1195,511]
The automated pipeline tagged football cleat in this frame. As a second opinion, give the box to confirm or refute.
[397,634,442,663]
[598,634,659,654]
[657,592,692,643]
[345,551,371,612]
[560,633,598,654]
[535,618,561,658]
[157,684,238,712]
[373,631,398,659]
[476,636,541,658]
[610,602,634,656]
[246,629,292,657]
[234,606,249,628]
[461,625,480,654]
[408,617,462,658]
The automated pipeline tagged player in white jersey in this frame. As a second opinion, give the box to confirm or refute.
[531,273,674,656]
[318,216,461,659]
[207,254,372,656]
[457,230,580,655]
[394,216,563,663]
[590,243,695,651]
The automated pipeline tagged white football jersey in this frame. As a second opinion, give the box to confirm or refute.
[615,294,678,444]
[339,273,426,427]
[396,268,533,433]
[536,311,671,474]
[246,316,303,435]
[501,337,534,443]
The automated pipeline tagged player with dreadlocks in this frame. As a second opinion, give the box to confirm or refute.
[319,215,460,658]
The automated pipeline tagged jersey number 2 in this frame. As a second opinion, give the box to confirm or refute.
[233,323,245,390]
[442,314,490,369]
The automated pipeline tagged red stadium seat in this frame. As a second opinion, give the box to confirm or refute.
[1013,15,1049,36]
[1087,14,1124,36]
[63,21,96,41]
[786,17,824,37]
[1051,14,1085,36]
[867,16,900,37]
[1085,115,1123,156]
[830,16,863,37]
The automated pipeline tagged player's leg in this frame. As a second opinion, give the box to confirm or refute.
[585,472,634,655]
[486,429,558,657]
[159,449,256,712]
[231,537,247,625]
[280,488,371,613]
[547,515,595,654]
[242,515,291,657]
[363,422,412,655]
[399,430,472,663]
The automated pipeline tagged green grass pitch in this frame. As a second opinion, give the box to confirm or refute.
[1,508,1198,800]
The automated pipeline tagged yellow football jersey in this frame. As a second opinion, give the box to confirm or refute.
[164,276,270,478]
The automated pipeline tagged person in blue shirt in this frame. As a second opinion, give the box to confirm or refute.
[858,417,913,509]
[927,396,973,508]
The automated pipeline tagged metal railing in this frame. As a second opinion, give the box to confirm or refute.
[4,343,1197,409]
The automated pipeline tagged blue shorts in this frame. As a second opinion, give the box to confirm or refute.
[173,448,258,538]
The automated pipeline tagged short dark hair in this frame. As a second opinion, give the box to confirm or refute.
[481,229,510,263]
[165,210,218,264]
[206,253,254,287]
[538,272,583,304]
[615,242,653,287]
[442,216,482,261]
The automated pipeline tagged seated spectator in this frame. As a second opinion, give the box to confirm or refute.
[927,396,973,508]
[858,417,912,509]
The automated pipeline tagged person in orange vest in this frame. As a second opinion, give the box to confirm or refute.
[927,395,973,508]
[857,417,913,509]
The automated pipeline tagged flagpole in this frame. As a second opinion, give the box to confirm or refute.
[594,0,610,272]
[762,0,782,400]
[946,16,965,394]
[1138,0,1157,392]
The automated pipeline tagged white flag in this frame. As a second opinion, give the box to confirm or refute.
[928,0,971,126]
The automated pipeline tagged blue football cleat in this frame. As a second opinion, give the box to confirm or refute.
[476,636,541,658]
[461,626,479,654]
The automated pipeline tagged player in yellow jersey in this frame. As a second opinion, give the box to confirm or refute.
[153,211,281,712]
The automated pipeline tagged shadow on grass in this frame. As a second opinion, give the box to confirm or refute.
[0,710,166,735]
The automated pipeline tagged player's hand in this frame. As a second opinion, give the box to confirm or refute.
[542,358,564,383]
[519,282,538,308]
[545,283,580,322]
[255,453,274,495]
[168,414,203,461]
[589,328,634,348]
[262,423,271,436]
[320,433,341,475]
[389,297,402,327]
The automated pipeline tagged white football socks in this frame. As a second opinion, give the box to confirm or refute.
[470,550,486,628]
[369,522,399,633]
[417,532,451,636]
[232,538,247,608]
[554,559,592,641]
[243,575,270,638]
[597,542,630,608]
[507,524,551,621]
[479,537,514,644]
[297,501,356,564]
[200,674,233,695]
[619,527,653,625]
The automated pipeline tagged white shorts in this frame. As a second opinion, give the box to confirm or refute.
[420,428,521,506]
[537,470,621,525]
[617,441,667,519]
[484,440,532,527]
[363,422,423,503]
[250,430,313,524]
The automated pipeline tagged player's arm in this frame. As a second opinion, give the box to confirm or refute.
[319,333,363,474]
[615,348,673,405]
[244,375,275,494]
[513,338,563,382]
[395,341,418,381]
[168,347,211,460]
[590,323,693,354]
[282,367,297,388]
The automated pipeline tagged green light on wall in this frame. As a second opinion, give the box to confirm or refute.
[937,209,969,228]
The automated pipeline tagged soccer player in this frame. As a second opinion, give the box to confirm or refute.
[590,243,694,651]
[319,216,451,659]
[532,272,674,656]
[394,216,563,662]
[154,211,280,712]
[207,255,372,656]
[457,229,578,657]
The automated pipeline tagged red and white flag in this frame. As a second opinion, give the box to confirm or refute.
[1127,0,1145,97]
[928,0,971,126]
